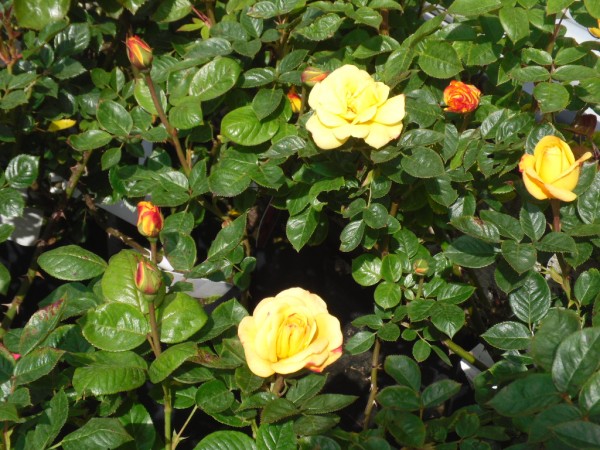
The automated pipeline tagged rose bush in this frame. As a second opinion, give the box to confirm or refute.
[238,288,343,377]
[305,65,406,149]
[519,136,592,202]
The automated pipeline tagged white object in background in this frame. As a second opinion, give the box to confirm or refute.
[0,207,44,246]
[158,254,232,299]
[459,343,494,386]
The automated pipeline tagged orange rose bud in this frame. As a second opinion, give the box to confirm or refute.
[301,66,329,86]
[126,35,153,71]
[135,260,163,295]
[413,259,429,276]
[287,87,302,113]
[443,80,481,113]
[137,201,163,238]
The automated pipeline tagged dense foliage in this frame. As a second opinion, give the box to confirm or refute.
[0,0,599,448]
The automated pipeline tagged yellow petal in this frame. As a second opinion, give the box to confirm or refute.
[306,115,346,149]
[373,94,406,125]
[538,146,564,183]
[364,122,404,149]
[544,183,578,202]
[315,313,344,351]
[48,119,76,132]
[523,168,550,200]
[238,317,275,377]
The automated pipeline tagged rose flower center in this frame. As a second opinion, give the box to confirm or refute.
[276,313,316,359]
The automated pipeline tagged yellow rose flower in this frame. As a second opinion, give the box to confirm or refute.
[589,19,600,39]
[519,136,592,202]
[306,65,405,150]
[237,287,343,378]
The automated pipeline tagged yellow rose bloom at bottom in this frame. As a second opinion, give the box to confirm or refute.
[238,288,343,378]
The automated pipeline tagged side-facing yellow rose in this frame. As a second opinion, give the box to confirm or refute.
[306,65,405,150]
[519,136,592,202]
[238,287,343,378]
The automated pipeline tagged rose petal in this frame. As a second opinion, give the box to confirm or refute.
[364,122,404,149]
[373,94,406,125]
[238,317,275,377]
[306,115,346,149]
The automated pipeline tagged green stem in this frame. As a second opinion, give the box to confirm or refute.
[163,385,173,450]
[550,199,572,302]
[362,338,381,431]
[441,339,488,372]
[144,73,190,176]
[0,150,94,339]
[172,406,198,449]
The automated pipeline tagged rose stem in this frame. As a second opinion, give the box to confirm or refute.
[271,374,285,396]
[550,199,572,303]
[148,241,173,450]
[172,406,198,449]
[144,73,190,176]
[362,337,381,431]
[0,150,93,339]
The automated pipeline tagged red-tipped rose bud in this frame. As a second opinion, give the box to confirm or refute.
[287,87,301,113]
[135,260,163,295]
[443,80,481,114]
[301,66,329,86]
[413,259,429,276]
[137,201,164,238]
[126,35,153,71]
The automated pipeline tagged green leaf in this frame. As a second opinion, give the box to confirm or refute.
[510,66,551,83]
[5,155,39,189]
[345,331,376,355]
[14,347,64,385]
[0,188,24,218]
[189,57,242,101]
[221,105,280,146]
[578,172,600,224]
[579,372,600,414]
[450,216,501,243]
[421,379,461,408]
[97,100,133,136]
[149,342,197,383]
[261,398,300,424]
[102,250,147,313]
[61,418,132,450]
[19,300,65,356]
[448,0,501,16]
[168,99,203,130]
[575,269,600,306]
[72,351,147,396]
[554,421,600,449]
[374,282,402,309]
[294,14,343,41]
[533,82,570,114]
[363,203,389,229]
[536,232,576,253]
[208,213,247,260]
[81,303,149,352]
[158,292,208,344]
[14,0,70,30]
[508,272,550,325]
[301,394,358,414]
[438,283,475,305]
[418,41,462,78]
[287,374,328,405]
[208,149,255,197]
[152,0,192,22]
[351,254,382,286]
[413,340,431,362]
[117,402,156,450]
[384,355,421,391]
[499,6,529,43]
[195,299,247,343]
[161,231,197,271]
[480,210,524,241]
[445,235,496,269]
[530,308,581,371]
[134,78,167,115]
[257,422,297,450]
[381,253,406,283]
[377,385,420,411]
[482,321,531,350]
[519,203,546,241]
[24,389,68,449]
[378,322,401,341]
[38,245,107,281]
[286,207,319,252]
[546,0,575,14]
[386,412,426,448]
[553,328,600,396]
[69,130,113,151]
[252,89,284,121]
[0,264,9,297]
[585,0,600,17]
[194,431,256,450]
[196,380,235,414]
[488,373,560,416]
[101,147,121,170]
[501,241,536,274]
[339,220,365,253]
[241,68,277,87]
[430,302,465,338]
[528,404,581,443]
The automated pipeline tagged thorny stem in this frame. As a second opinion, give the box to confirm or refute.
[0,151,94,339]
[546,10,566,54]
[172,406,198,449]
[550,199,572,302]
[144,73,190,176]
[442,339,488,372]
[362,337,381,431]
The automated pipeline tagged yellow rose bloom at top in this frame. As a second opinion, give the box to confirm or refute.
[519,136,592,202]
[306,65,405,150]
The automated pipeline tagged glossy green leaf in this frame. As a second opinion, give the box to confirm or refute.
[261,398,299,424]
[149,341,197,383]
[194,431,257,450]
[207,213,247,260]
[448,0,501,16]
[102,250,147,313]
[252,88,284,121]
[345,331,376,355]
[554,421,600,449]
[536,231,576,253]
[294,14,343,41]
[482,321,531,350]
[384,355,421,391]
[533,82,570,113]
[301,394,357,414]
[189,57,242,101]
[61,418,132,450]
[5,155,39,189]
[286,207,319,252]
[422,379,461,408]
[508,272,550,325]
[117,402,156,450]
[430,302,465,338]
[530,308,581,371]
[418,41,462,78]
[578,172,600,224]
[97,100,133,136]
[286,374,328,405]
[158,292,208,343]
[14,0,70,30]
[374,281,402,309]
[38,245,107,281]
[69,130,113,151]
[501,241,536,274]
[575,269,600,306]
[519,203,546,241]
[221,105,280,146]
[499,6,529,43]
[553,328,600,395]
[14,347,64,385]
[450,216,501,243]
[445,235,496,268]
[351,254,382,286]
[24,389,68,449]
[19,300,65,356]
[488,373,560,416]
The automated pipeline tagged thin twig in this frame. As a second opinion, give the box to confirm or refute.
[362,338,381,430]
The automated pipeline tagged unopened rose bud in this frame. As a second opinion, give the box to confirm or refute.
[137,201,164,238]
[126,35,153,71]
[135,260,163,295]
[443,80,481,114]
[301,66,329,86]
[414,259,429,276]
[287,87,301,113]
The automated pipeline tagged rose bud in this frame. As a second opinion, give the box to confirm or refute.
[137,201,164,238]
[413,259,429,276]
[126,35,153,71]
[287,87,302,114]
[519,136,592,202]
[135,260,163,295]
[301,66,329,86]
[443,80,481,113]
[238,287,343,377]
